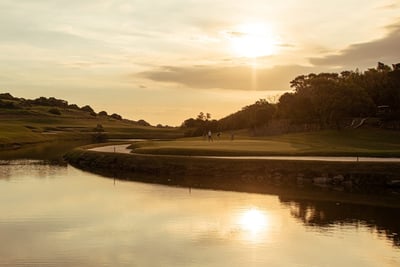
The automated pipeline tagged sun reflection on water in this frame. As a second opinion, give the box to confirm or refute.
[237,208,269,243]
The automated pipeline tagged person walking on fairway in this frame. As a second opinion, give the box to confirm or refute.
[207,130,213,142]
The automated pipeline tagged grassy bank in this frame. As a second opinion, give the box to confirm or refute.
[0,105,184,150]
[130,128,400,157]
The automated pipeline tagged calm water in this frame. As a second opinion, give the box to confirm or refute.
[0,159,399,267]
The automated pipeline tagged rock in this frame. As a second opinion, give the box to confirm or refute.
[297,176,304,184]
[273,173,282,181]
[241,174,252,181]
[297,176,312,184]
[272,173,283,185]
[343,180,353,188]
[333,175,345,183]
[333,186,344,192]
[313,177,332,184]
[387,180,400,187]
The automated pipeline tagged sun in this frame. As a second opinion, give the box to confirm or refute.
[228,23,278,58]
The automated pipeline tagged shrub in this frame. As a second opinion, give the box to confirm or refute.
[0,93,15,100]
[0,100,20,109]
[68,104,79,110]
[48,108,61,115]
[94,124,104,132]
[111,113,122,120]
[81,105,95,113]
[137,119,151,126]
[31,96,68,108]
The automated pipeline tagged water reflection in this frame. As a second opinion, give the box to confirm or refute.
[0,161,399,266]
[0,140,91,160]
[280,197,400,247]
[238,208,268,238]
[0,160,67,181]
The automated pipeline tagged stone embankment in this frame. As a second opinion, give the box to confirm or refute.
[65,148,400,196]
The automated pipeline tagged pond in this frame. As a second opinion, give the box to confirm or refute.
[0,144,399,266]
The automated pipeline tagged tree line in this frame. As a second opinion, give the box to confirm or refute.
[181,62,400,136]
[0,93,126,121]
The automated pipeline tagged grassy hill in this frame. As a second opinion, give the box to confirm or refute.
[0,93,184,149]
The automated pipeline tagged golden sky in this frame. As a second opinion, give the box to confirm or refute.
[1,0,400,125]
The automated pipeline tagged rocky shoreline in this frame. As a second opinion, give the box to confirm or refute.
[65,148,400,197]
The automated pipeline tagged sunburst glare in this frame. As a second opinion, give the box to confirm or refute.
[228,23,278,58]
[238,208,268,237]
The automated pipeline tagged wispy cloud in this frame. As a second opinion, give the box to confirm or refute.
[225,31,247,37]
[310,21,400,68]
[139,64,317,91]
[377,2,399,10]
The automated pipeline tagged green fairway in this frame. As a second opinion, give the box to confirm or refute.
[130,128,400,157]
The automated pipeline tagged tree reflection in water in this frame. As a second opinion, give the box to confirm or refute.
[280,197,400,247]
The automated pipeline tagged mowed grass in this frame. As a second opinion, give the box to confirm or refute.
[0,122,49,144]
[131,128,400,157]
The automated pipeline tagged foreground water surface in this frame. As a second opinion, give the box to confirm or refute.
[0,158,399,266]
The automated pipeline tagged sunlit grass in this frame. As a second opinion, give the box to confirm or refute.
[131,129,400,157]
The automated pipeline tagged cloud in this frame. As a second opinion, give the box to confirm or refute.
[378,2,399,10]
[139,64,316,91]
[60,61,109,69]
[225,31,247,37]
[310,22,400,68]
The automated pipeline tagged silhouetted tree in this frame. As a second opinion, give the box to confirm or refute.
[0,93,15,100]
[137,119,151,126]
[110,113,122,120]
[197,112,205,121]
[81,105,95,113]
[181,62,400,134]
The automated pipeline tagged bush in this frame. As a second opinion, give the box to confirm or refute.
[111,113,122,120]
[68,104,79,110]
[31,96,68,108]
[48,108,61,115]
[0,99,21,109]
[81,105,95,113]
[137,119,151,126]
[0,93,15,100]
[93,124,104,132]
